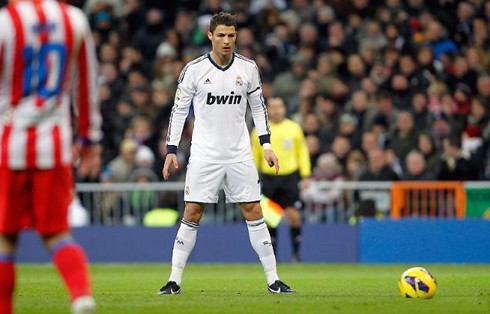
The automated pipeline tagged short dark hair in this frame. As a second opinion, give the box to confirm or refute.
[209,12,237,34]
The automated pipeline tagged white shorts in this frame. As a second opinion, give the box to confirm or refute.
[184,159,261,204]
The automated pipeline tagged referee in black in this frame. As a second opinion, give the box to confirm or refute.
[252,97,311,262]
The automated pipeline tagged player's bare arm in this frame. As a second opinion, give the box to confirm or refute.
[163,153,179,180]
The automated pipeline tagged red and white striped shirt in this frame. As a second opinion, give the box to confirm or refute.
[0,0,101,170]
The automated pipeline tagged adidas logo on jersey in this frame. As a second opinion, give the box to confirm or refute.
[204,78,212,84]
[206,92,242,105]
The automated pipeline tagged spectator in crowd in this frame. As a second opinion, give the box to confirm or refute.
[403,150,436,181]
[108,138,138,182]
[387,111,418,168]
[38,0,490,184]
[438,135,479,181]
[417,132,442,176]
[360,148,399,181]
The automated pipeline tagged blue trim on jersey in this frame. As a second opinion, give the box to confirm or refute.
[208,53,235,71]
[0,254,15,263]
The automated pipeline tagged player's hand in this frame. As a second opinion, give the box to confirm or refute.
[300,177,311,189]
[163,154,179,180]
[264,149,279,174]
[73,143,101,177]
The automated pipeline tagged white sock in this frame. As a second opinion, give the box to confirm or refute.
[246,218,279,285]
[168,220,198,285]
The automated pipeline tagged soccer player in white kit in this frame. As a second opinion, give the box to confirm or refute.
[159,12,295,295]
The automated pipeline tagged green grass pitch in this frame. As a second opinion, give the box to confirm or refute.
[15,264,489,313]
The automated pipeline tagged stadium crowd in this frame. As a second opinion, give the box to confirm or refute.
[62,0,490,184]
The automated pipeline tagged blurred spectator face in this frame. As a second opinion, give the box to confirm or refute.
[299,24,318,45]
[406,151,426,176]
[384,148,397,165]
[237,28,255,48]
[146,9,163,25]
[368,148,385,172]
[99,84,111,102]
[352,0,369,9]
[396,111,414,134]
[412,93,428,113]
[328,22,345,47]
[377,97,392,115]
[299,79,317,98]
[330,80,349,99]
[360,48,375,65]
[306,135,320,156]
[400,56,417,76]
[130,88,150,107]
[135,145,155,168]
[352,90,368,112]
[465,47,482,71]
[454,57,469,77]
[317,6,336,25]
[315,153,342,177]
[348,54,365,77]
[348,14,362,29]
[117,100,134,116]
[100,44,117,63]
[274,24,291,42]
[408,0,424,9]
[428,21,443,41]
[473,18,487,38]
[316,95,335,115]
[346,151,365,178]
[317,54,334,75]
[332,136,351,159]
[303,114,320,134]
[383,48,400,67]
[362,132,378,153]
[477,76,490,97]
[471,98,486,118]
[267,98,287,123]
[418,134,433,155]
[130,116,152,143]
[361,77,377,95]
[385,24,399,40]
[120,139,138,164]
[339,117,357,136]
[262,82,274,99]
[366,21,381,37]
[442,137,460,157]
[128,70,147,88]
[457,2,475,21]
[152,89,171,108]
[417,46,434,66]
[100,63,118,84]
[391,75,409,92]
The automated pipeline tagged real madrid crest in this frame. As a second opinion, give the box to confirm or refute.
[236,75,243,86]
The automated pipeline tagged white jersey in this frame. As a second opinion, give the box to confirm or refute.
[0,0,101,170]
[166,52,270,163]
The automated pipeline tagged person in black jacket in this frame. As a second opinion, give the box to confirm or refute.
[438,136,479,181]
[360,148,399,181]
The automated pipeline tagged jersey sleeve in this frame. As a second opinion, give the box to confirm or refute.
[294,124,312,178]
[72,11,102,144]
[165,64,195,153]
[247,62,270,145]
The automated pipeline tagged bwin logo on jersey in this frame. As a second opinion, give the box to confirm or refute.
[206,92,242,105]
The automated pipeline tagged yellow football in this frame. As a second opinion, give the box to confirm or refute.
[399,267,437,299]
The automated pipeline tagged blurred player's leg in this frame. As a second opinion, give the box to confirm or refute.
[0,235,16,314]
[159,203,203,295]
[34,168,94,313]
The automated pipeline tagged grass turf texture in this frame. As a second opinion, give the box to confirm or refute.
[15,264,489,314]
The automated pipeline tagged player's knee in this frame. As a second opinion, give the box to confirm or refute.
[0,235,18,254]
[42,231,72,251]
[240,202,263,220]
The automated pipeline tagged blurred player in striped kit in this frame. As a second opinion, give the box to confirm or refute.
[0,0,101,313]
